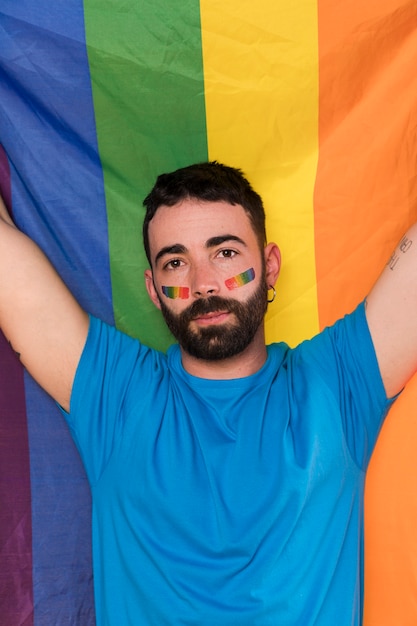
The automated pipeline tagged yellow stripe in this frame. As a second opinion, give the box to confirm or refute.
[200,0,319,346]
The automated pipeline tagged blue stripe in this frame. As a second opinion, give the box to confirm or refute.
[0,1,113,321]
[0,2,112,622]
[25,377,96,624]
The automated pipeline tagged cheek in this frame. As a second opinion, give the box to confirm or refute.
[225,267,255,291]
[161,286,190,299]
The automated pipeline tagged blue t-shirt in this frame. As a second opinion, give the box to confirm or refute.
[63,302,392,625]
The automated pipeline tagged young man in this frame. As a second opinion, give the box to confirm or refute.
[1,161,416,624]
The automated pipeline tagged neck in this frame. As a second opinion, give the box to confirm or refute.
[180,326,268,380]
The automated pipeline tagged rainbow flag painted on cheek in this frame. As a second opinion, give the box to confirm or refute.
[1,1,417,623]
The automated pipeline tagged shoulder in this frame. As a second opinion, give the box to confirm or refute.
[284,303,388,404]
[290,302,370,364]
[266,304,371,378]
[77,315,168,385]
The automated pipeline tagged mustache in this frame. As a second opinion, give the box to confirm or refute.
[179,296,243,322]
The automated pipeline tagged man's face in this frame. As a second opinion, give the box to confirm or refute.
[145,199,270,361]
[158,273,268,360]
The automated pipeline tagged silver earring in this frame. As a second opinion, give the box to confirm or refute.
[267,286,276,304]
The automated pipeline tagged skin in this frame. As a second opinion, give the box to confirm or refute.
[0,194,89,411]
[366,226,417,397]
[1,190,417,413]
[144,199,281,379]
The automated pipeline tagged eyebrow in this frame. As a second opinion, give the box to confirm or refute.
[206,234,246,248]
[154,235,247,265]
[155,244,187,265]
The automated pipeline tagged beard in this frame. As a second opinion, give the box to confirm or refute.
[158,274,268,361]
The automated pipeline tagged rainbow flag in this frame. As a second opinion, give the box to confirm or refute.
[1,1,417,623]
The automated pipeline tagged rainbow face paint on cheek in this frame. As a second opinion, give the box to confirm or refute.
[161,286,190,299]
[225,267,255,290]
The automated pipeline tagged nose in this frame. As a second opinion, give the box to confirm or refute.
[190,262,220,298]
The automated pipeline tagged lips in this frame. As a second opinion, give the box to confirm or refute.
[192,310,230,325]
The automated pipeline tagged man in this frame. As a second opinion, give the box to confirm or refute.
[0,161,416,624]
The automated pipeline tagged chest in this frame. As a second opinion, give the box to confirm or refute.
[98,379,357,545]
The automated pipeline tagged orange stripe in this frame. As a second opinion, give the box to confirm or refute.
[365,384,417,625]
[315,2,417,624]
[315,0,417,327]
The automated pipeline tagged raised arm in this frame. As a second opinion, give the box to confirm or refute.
[0,195,89,411]
[366,222,417,398]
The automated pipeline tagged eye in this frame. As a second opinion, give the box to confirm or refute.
[217,249,237,259]
[163,258,184,270]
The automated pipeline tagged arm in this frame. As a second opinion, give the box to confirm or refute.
[366,223,417,398]
[0,194,89,411]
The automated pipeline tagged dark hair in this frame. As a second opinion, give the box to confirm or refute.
[142,161,267,264]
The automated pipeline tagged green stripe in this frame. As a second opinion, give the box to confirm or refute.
[84,0,208,350]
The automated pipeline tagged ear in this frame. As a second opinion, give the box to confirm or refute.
[144,269,162,310]
[263,242,281,288]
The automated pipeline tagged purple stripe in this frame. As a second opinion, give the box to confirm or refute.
[0,145,12,210]
[0,148,34,624]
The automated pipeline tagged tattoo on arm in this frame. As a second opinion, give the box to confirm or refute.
[387,235,413,271]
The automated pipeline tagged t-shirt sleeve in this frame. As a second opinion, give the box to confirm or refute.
[59,315,166,484]
[296,301,396,470]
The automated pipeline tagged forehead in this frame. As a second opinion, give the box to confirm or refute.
[147,199,257,258]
